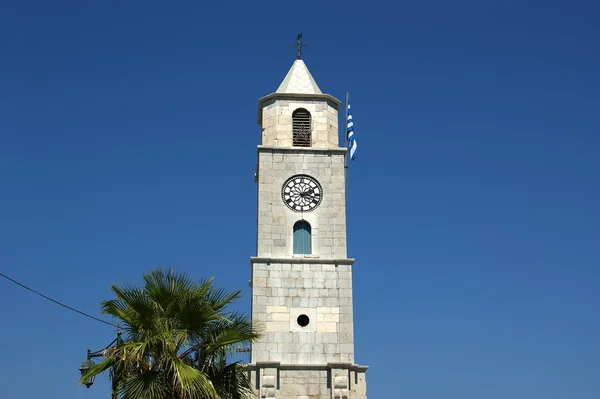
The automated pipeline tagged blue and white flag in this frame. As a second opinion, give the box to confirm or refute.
[347,103,357,160]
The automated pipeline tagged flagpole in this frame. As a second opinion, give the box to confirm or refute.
[344,92,349,210]
[344,92,349,170]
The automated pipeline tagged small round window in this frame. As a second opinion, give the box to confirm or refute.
[297,314,310,327]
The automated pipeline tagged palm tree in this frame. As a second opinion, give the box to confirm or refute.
[80,269,259,399]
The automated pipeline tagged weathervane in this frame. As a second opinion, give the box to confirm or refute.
[290,32,309,59]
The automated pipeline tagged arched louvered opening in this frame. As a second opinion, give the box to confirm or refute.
[293,221,311,254]
[292,108,311,147]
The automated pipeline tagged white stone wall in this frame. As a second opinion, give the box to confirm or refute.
[278,369,329,398]
[250,261,354,365]
[261,98,339,148]
[256,146,347,259]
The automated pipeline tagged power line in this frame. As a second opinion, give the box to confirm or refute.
[0,271,120,329]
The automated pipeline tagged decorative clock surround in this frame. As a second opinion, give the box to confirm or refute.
[281,174,322,212]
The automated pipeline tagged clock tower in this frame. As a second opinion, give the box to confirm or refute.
[248,58,368,399]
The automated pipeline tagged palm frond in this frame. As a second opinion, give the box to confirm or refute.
[83,268,259,399]
[206,362,253,399]
[120,370,170,399]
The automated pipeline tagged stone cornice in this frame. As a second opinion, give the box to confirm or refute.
[257,145,347,155]
[250,257,355,266]
[259,92,341,106]
[244,362,369,372]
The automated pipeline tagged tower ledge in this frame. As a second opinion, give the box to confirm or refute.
[244,362,369,371]
[257,145,347,155]
[250,256,355,266]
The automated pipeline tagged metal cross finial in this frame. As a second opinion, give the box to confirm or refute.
[290,32,309,59]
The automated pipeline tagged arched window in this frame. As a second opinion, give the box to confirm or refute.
[293,221,311,254]
[292,108,311,147]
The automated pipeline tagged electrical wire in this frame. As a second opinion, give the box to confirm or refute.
[0,271,121,329]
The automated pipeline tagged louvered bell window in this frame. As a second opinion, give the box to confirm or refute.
[292,109,311,147]
[293,221,311,254]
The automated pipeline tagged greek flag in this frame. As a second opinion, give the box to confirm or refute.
[347,103,357,160]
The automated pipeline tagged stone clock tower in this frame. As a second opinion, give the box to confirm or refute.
[248,58,368,399]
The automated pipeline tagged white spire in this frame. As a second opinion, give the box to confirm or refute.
[276,59,322,95]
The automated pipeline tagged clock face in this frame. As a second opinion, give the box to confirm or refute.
[282,175,323,212]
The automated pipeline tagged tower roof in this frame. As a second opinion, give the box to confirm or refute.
[276,60,322,95]
[257,59,340,124]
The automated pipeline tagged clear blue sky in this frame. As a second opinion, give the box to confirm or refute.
[1,1,599,398]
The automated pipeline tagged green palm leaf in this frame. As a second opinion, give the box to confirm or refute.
[79,268,259,399]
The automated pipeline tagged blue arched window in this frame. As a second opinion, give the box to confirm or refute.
[293,221,311,254]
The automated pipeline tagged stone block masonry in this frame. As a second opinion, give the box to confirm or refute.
[250,259,354,365]
[256,146,348,260]
[260,97,340,149]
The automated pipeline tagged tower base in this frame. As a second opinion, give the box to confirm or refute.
[246,362,368,399]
